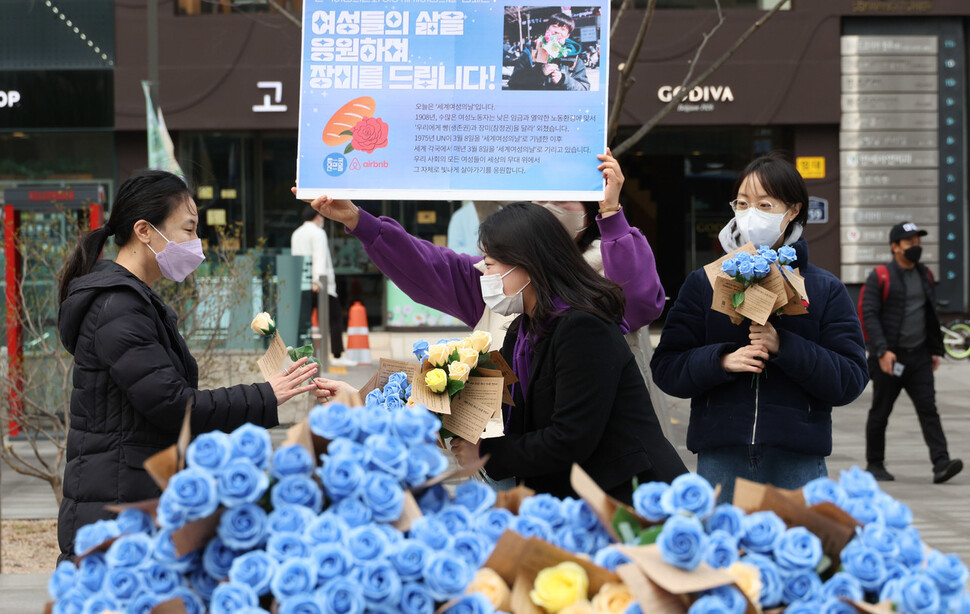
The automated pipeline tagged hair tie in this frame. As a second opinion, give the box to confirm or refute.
[103,223,114,237]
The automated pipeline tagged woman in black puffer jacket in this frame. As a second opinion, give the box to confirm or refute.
[56,170,319,562]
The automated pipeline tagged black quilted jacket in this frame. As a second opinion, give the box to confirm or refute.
[56,260,278,560]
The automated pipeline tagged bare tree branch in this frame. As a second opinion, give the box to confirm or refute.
[607,0,657,141]
[610,0,633,40]
[267,0,302,28]
[611,0,790,157]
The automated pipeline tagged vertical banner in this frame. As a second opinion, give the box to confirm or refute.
[142,81,185,179]
[295,2,609,201]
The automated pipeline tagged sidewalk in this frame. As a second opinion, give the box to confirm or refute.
[2,355,968,612]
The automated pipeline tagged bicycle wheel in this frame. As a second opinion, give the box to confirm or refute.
[943,322,970,359]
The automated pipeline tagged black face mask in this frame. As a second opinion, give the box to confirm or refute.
[903,245,922,264]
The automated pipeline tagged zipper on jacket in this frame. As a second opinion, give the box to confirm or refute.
[750,377,760,445]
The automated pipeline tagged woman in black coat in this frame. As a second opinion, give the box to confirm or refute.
[448,204,686,503]
[56,170,319,561]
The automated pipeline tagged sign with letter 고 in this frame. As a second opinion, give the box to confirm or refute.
[295,1,609,201]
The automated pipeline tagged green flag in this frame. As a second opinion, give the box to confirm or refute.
[142,81,184,178]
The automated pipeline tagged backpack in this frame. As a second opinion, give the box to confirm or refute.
[857,264,935,340]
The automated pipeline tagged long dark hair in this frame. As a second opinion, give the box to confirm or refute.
[479,202,625,335]
[576,202,601,252]
[59,170,191,304]
[733,151,809,240]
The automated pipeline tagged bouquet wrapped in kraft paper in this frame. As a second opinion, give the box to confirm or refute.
[703,243,809,326]
[407,331,518,446]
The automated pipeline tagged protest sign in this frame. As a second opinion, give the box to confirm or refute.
[295,1,609,201]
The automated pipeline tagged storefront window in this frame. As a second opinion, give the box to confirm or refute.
[0,132,114,183]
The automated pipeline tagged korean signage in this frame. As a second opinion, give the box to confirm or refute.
[295,1,609,201]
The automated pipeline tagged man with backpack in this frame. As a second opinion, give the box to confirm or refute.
[860,222,962,483]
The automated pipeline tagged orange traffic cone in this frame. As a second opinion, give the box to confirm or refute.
[345,301,372,365]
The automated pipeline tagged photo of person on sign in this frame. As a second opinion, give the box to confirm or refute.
[504,9,593,91]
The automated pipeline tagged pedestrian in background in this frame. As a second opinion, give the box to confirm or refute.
[651,152,869,503]
[291,206,352,365]
[860,222,962,483]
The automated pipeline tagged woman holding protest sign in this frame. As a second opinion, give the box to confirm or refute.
[650,152,868,504]
[56,170,319,561]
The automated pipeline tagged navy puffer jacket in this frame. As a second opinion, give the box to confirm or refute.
[57,260,278,561]
[650,239,869,457]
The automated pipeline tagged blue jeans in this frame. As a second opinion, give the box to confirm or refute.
[697,445,827,505]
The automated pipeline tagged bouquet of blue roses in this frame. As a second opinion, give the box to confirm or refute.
[708,243,808,326]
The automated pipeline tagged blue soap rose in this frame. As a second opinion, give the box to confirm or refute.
[229,423,272,470]
[202,537,240,581]
[519,494,565,529]
[151,529,199,574]
[721,258,739,278]
[706,585,746,614]
[897,527,926,569]
[740,510,785,554]
[81,595,119,614]
[48,561,77,600]
[782,601,820,614]
[822,571,863,602]
[801,477,848,508]
[74,518,120,556]
[218,502,268,550]
[327,437,372,465]
[896,572,942,614]
[346,524,389,565]
[271,558,319,605]
[839,541,887,592]
[217,457,269,508]
[657,514,707,571]
[309,402,361,441]
[737,259,755,281]
[781,568,823,604]
[877,496,913,530]
[187,567,219,601]
[116,508,155,536]
[278,595,323,614]
[818,597,859,614]
[332,496,373,528]
[389,539,432,582]
[593,546,631,572]
[272,474,324,513]
[211,581,259,614]
[317,577,365,614]
[777,245,797,265]
[561,497,600,532]
[409,515,452,550]
[365,388,386,408]
[360,560,403,611]
[384,394,406,411]
[418,484,449,515]
[271,444,315,480]
[423,551,473,602]
[687,595,730,614]
[412,444,449,480]
[143,562,181,598]
[843,497,884,526]
[454,531,492,568]
[775,526,823,571]
[475,507,514,543]
[392,407,436,448]
[318,455,365,502]
[127,590,160,614]
[660,473,715,520]
[703,530,739,569]
[438,505,475,534]
[229,550,278,596]
[399,582,435,614]
[360,406,392,437]
[267,533,311,562]
[267,504,316,535]
[76,552,108,593]
[364,434,409,479]
[187,431,232,476]
[742,553,783,608]
[361,471,405,522]
[304,512,349,546]
[52,588,87,614]
[705,504,745,536]
[858,522,899,561]
[311,543,352,584]
[104,567,143,602]
[838,466,880,499]
[444,593,495,614]
[752,255,770,278]
[106,532,154,569]
[454,480,498,515]
[926,549,969,597]
[632,482,669,522]
[511,514,553,542]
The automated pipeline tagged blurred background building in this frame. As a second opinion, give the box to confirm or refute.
[1,0,968,331]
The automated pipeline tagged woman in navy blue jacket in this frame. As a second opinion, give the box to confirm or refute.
[651,153,868,503]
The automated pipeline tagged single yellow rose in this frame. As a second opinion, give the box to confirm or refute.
[458,347,480,369]
[448,361,471,384]
[530,561,589,613]
[445,340,462,355]
[467,568,510,610]
[590,582,634,614]
[725,562,762,607]
[469,330,493,354]
[427,344,450,367]
[250,312,276,336]
[458,337,474,350]
[425,368,448,393]
[560,600,595,614]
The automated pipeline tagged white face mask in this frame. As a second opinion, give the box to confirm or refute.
[479,265,531,316]
[735,208,790,248]
[541,203,587,238]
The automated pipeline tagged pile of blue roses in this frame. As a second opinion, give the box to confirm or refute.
[635,470,970,614]
[45,373,630,614]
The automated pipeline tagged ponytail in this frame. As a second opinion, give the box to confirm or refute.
[58,170,191,305]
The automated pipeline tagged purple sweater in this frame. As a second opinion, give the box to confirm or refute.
[348,208,665,330]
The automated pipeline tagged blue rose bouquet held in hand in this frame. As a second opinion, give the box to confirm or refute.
[708,243,809,326]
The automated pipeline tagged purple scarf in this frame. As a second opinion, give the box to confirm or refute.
[507,298,570,432]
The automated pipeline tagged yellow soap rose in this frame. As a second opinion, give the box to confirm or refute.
[458,337,475,350]
[560,600,595,614]
[448,361,471,384]
[726,562,762,607]
[445,339,462,354]
[425,368,448,393]
[466,568,510,610]
[591,583,634,614]
[469,330,493,354]
[530,561,589,613]
[458,347,480,369]
[427,344,450,367]
[250,312,276,336]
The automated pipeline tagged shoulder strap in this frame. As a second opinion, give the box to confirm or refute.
[875,265,890,301]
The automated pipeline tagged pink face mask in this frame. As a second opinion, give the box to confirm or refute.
[148,223,205,282]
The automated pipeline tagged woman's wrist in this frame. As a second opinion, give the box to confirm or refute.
[598,203,622,218]
[342,202,361,231]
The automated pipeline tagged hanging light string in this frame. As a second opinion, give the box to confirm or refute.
[45,0,113,64]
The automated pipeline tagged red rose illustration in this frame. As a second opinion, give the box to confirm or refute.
[348,117,389,154]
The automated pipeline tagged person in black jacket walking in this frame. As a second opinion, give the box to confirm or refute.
[651,153,869,504]
[860,222,962,484]
[446,203,686,503]
[56,170,320,561]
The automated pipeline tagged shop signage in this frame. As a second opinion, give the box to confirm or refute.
[253,81,288,113]
[656,84,734,113]
[4,185,105,209]
[807,196,828,224]
[0,70,112,130]
[0,90,21,108]
[796,156,825,179]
